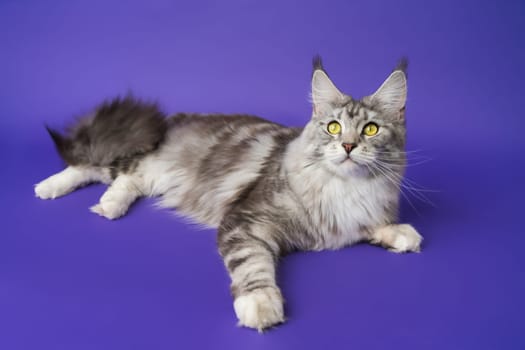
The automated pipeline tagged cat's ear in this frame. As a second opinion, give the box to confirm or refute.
[369,59,408,117]
[311,56,345,117]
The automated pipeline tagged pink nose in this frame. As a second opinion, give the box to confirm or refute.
[342,143,356,154]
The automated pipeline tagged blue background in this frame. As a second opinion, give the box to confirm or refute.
[1,0,524,349]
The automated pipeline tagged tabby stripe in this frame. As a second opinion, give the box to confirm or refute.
[227,256,249,272]
[245,232,278,262]
[243,280,273,293]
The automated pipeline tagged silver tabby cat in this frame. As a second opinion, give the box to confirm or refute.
[35,57,422,331]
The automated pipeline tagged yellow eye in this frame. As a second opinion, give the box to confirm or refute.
[363,122,379,136]
[327,121,341,134]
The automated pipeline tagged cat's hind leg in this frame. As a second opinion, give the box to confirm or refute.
[35,166,109,200]
[90,174,143,220]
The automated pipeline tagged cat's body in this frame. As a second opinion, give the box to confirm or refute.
[35,58,422,331]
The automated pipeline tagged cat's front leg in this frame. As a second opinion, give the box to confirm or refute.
[218,222,284,332]
[370,224,423,253]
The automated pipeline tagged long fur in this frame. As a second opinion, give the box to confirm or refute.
[35,57,422,331]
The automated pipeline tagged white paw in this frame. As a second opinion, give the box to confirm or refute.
[372,224,422,253]
[233,287,285,332]
[35,180,59,199]
[389,224,422,253]
[90,200,127,220]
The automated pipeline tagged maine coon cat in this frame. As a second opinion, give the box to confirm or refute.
[35,57,422,331]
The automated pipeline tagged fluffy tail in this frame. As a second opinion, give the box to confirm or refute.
[46,96,167,169]
[45,125,76,164]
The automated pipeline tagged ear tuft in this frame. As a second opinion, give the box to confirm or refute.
[394,57,408,77]
[312,55,324,72]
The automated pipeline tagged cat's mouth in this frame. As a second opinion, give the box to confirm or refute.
[339,156,367,168]
[340,156,354,164]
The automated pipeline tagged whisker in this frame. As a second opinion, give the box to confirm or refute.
[372,149,425,155]
[359,152,432,168]
[352,152,437,208]
[373,163,436,207]
[367,161,421,215]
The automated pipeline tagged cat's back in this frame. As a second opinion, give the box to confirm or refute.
[139,113,301,226]
[164,113,290,172]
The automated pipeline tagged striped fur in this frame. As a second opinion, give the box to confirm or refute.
[35,57,422,331]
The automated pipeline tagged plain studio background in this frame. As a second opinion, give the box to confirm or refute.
[1,0,524,349]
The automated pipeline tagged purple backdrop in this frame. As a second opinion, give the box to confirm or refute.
[1,0,524,349]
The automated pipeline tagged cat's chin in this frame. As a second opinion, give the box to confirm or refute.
[326,158,369,178]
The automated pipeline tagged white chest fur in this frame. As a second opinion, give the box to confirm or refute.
[289,168,395,250]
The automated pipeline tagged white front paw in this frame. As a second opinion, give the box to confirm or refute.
[389,224,423,253]
[233,287,285,332]
[372,224,423,253]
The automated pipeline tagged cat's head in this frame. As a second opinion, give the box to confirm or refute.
[303,56,408,179]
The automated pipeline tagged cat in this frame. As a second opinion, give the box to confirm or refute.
[34,57,422,331]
